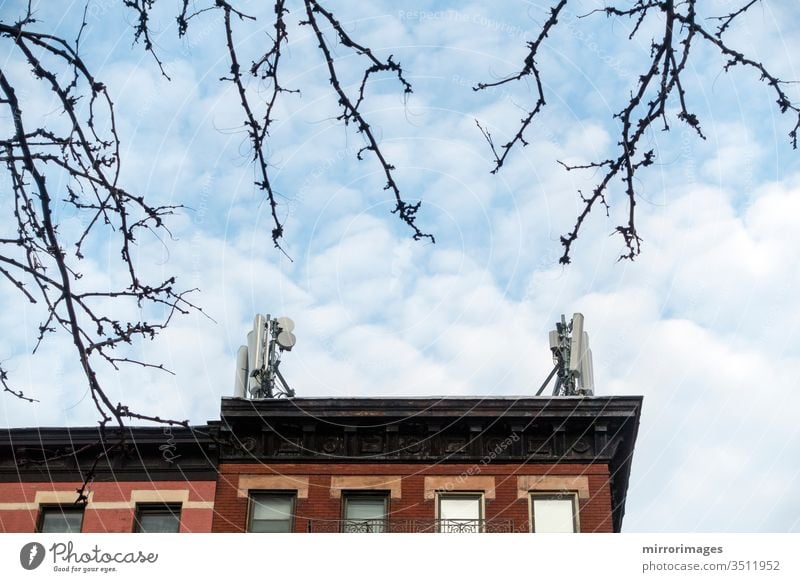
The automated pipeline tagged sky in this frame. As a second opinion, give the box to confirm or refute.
[1,0,799,532]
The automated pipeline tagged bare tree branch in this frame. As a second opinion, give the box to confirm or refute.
[476,0,799,263]
[1,0,437,497]
[473,0,569,173]
[301,0,433,243]
[0,3,206,497]
[124,0,171,79]
[3,0,795,495]
[171,0,435,252]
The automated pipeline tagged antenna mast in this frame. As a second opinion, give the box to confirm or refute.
[536,313,595,397]
[233,314,297,399]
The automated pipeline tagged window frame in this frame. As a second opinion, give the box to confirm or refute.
[435,491,485,533]
[133,503,183,533]
[247,491,296,533]
[529,491,579,533]
[36,504,85,533]
[340,491,389,533]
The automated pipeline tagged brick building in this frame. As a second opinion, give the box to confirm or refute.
[212,395,641,533]
[0,426,217,533]
[0,395,641,534]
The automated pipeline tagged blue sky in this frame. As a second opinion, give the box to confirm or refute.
[1,1,799,532]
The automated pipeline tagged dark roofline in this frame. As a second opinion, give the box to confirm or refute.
[0,425,219,482]
[220,394,642,420]
[0,425,212,444]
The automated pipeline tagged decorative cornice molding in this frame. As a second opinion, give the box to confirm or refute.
[216,397,641,468]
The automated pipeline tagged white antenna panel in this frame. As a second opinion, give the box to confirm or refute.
[583,348,595,394]
[234,345,248,398]
[250,314,267,371]
[548,329,559,350]
[578,331,595,394]
[568,312,584,373]
[246,330,255,366]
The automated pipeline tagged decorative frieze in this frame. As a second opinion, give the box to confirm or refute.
[220,419,630,465]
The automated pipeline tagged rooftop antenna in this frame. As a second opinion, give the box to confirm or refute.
[536,313,595,397]
[233,314,296,399]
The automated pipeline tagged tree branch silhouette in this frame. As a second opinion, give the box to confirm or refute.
[475,0,799,263]
[2,0,796,496]
[1,0,434,497]
[0,4,202,499]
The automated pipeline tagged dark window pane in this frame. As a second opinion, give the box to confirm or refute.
[250,519,292,533]
[39,508,83,533]
[135,505,181,533]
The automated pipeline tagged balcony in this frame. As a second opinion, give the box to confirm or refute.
[307,518,515,533]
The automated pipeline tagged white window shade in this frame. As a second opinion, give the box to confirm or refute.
[532,495,577,532]
[343,495,387,532]
[439,496,480,520]
[345,497,385,520]
[249,493,294,532]
[438,494,482,532]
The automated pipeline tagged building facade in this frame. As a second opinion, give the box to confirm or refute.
[0,395,641,533]
[0,426,217,533]
[213,396,641,533]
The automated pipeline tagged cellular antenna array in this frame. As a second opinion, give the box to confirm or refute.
[537,313,595,397]
[233,314,296,399]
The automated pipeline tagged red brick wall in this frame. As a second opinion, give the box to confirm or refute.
[212,462,613,533]
[0,481,217,533]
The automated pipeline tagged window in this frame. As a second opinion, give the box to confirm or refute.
[38,506,84,533]
[248,492,295,532]
[437,493,483,533]
[530,492,578,532]
[134,504,182,533]
[342,493,388,532]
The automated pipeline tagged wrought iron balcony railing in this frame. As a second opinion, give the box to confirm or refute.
[307,518,515,533]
